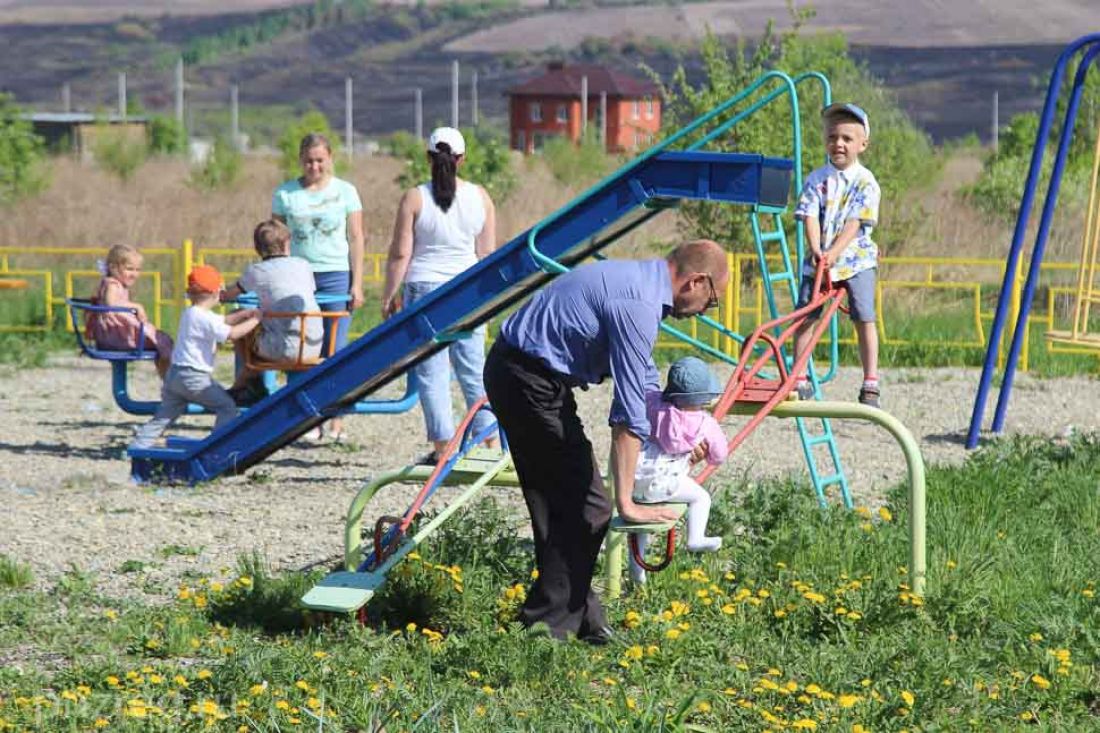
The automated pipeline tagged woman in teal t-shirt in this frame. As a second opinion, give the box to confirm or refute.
[272,132,364,442]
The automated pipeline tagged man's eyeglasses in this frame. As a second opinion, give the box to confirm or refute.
[704,274,720,310]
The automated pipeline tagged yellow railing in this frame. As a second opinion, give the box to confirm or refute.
[1,244,1096,370]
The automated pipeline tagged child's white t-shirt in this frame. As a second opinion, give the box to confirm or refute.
[171,306,231,373]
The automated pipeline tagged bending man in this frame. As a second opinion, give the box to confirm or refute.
[483,239,729,643]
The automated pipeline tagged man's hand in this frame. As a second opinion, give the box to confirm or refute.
[619,500,681,524]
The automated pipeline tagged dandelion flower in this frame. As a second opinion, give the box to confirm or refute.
[1030,674,1051,690]
[900,690,915,707]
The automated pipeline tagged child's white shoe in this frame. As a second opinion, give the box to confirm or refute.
[687,537,722,552]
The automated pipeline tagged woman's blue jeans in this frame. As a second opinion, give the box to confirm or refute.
[404,281,496,444]
[314,270,351,356]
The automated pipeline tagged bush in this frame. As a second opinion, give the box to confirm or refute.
[540,129,616,186]
[0,554,33,589]
[148,115,187,155]
[278,109,343,179]
[0,94,49,205]
[655,8,939,253]
[93,125,147,181]
[390,126,517,203]
[188,137,242,191]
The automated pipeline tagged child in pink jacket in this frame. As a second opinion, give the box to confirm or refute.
[631,356,728,583]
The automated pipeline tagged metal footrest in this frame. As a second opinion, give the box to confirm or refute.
[300,571,387,613]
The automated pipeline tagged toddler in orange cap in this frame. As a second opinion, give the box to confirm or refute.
[131,265,261,449]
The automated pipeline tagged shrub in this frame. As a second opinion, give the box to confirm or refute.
[540,129,616,186]
[148,115,187,155]
[390,126,517,203]
[277,109,343,179]
[0,554,33,589]
[93,125,147,181]
[188,137,242,191]
[0,94,49,205]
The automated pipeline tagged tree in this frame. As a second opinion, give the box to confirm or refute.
[0,94,49,205]
[654,7,938,252]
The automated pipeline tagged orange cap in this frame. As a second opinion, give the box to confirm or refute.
[187,265,223,294]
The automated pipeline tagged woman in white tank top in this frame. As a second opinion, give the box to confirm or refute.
[382,127,499,461]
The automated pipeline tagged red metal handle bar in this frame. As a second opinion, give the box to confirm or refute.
[629,529,677,573]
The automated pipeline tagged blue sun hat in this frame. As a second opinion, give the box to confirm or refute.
[662,356,723,408]
[822,102,870,139]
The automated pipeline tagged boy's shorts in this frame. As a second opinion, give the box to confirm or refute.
[797,267,876,323]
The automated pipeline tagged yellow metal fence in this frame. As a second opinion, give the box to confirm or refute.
[1,244,1096,371]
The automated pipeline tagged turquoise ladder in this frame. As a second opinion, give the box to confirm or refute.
[750,207,851,508]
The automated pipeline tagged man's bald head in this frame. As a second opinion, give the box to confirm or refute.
[666,239,729,318]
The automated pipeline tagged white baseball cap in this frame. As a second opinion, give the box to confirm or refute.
[427,126,466,156]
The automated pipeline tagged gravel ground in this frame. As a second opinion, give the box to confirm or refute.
[1,354,1096,603]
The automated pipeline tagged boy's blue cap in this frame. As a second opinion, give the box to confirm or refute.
[662,356,723,407]
[823,102,870,139]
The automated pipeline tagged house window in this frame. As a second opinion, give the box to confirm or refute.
[645,96,654,118]
[632,100,640,119]
[556,104,568,123]
[515,129,526,152]
[530,103,542,123]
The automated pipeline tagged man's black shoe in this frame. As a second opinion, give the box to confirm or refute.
[578,625,618,646]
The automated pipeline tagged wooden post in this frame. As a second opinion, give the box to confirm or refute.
[581,75,588,139]
[451,60,460,128]
[415,88,423,140]
[175,58,184,129]
[345,76,354,159]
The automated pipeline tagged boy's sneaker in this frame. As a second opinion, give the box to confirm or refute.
[795,380,815,401]
[858,384,881,409]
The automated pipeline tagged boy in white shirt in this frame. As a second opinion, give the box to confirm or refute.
[130,265,260,449]
[223,219,323,406]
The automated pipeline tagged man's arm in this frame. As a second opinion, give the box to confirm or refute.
[612,426,680,523]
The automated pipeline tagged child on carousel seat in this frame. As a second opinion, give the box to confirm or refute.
[130,265,259,450]
[630,356,729,584]
[88,244,174,378]
[221,219,323,406]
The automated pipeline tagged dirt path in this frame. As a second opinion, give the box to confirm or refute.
[1,355,1096,602]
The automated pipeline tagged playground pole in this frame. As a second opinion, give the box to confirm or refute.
[966,34,1100,449]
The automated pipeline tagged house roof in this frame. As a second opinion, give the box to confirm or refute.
[506,63,660,99]
[21,113,148,124]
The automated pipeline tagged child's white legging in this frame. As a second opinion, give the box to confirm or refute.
[631,475,721,582]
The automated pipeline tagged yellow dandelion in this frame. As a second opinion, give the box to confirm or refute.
[1020,711,1034,721]
[467,670,481,680]
[295,680,311,692]
[1030,674,1051,690]
[900,690,915,707]
[791,719,817,730]
[697,701,712,713]
[105,676,120,687]
[838,694,861,708]
[665,628,681,640]
[312,651,328,659]
[197,669,213,680]
[1029,632,1043,642]
[878,507,893,522]
[249,683,266,696]
[93,718,109,728]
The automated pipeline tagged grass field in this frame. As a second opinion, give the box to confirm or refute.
[0,434,1096,730]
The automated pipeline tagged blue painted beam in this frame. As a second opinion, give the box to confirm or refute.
[130,151,792,483]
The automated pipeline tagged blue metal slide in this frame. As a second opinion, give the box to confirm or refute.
[130,150,792,483]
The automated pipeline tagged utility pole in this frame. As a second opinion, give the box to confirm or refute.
[415,88,423,140]
[345,76,354,159]
[175,58,184,129]
[581,75,588,139]
[471,70,479,127]
[118,72,127,119]
[992,91,1000,153]
[61,83,71,114]
[599,91,608,151]
[230,84,240,150]
[451,60,459,128]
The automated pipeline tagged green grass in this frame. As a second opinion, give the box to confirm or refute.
[0,435,1097,730]
[0,555,33,590]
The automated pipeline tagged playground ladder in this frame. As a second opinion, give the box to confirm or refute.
[750,208,851,507]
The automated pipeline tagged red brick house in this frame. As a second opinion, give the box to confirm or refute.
[506,62,662,154]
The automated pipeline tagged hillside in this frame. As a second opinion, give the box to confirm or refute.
[0,1,1093,143]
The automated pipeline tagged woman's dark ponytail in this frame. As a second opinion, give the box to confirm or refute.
[429,142,458,212]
